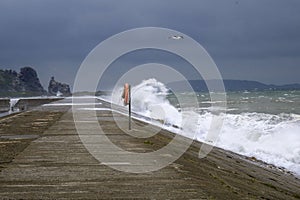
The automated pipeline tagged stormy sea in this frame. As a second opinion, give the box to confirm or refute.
[105,79,300,176]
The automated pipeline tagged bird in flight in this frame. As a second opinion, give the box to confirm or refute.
[169,35,184,40]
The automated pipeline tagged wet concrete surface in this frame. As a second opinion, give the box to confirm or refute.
[0,98,300,199]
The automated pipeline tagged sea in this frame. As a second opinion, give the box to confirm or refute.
[107,79,300,176]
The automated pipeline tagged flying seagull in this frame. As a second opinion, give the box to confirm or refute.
[169,35,184,40]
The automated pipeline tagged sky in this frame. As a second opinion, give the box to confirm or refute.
[0,0,300,90]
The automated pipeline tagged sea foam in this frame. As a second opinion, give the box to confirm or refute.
[109,79,300,175]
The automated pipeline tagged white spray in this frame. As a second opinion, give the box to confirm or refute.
[110,79,300,175]
[9,98,20,113]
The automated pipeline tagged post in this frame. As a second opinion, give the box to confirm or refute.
[122,83,132,130]
[128,85,131,130]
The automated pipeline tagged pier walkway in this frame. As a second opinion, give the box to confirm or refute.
[0,98,300,199]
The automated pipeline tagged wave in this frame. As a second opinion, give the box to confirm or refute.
[109,79,300,175]
[197,112,300,175]
[111,79,182,127]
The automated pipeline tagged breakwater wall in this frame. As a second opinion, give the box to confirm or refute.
[0,99,9,112]
[0,98,64,113]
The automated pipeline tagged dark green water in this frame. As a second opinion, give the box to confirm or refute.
[168,90,300,115]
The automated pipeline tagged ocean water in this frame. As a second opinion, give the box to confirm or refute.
[108,79,300,176]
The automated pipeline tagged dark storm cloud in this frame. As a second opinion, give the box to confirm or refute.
[0,0,300,88]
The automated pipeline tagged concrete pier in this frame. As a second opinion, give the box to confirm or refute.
[0,97,63,114]
[0,99,9,113]
[0,98,300,199]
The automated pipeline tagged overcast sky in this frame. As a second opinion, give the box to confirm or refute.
[0,0,300,89]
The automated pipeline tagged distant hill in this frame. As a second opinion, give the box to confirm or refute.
[167,80,300,92]
[0,67,71,97]
[0,67,47,97]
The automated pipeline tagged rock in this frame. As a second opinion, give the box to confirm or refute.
[48,77,71,96]
[0,67,46,97]
[19,67,45,93]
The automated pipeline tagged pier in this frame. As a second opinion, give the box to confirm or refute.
[0,98,300,199]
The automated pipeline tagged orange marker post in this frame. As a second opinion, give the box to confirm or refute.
[122,83,131,130]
